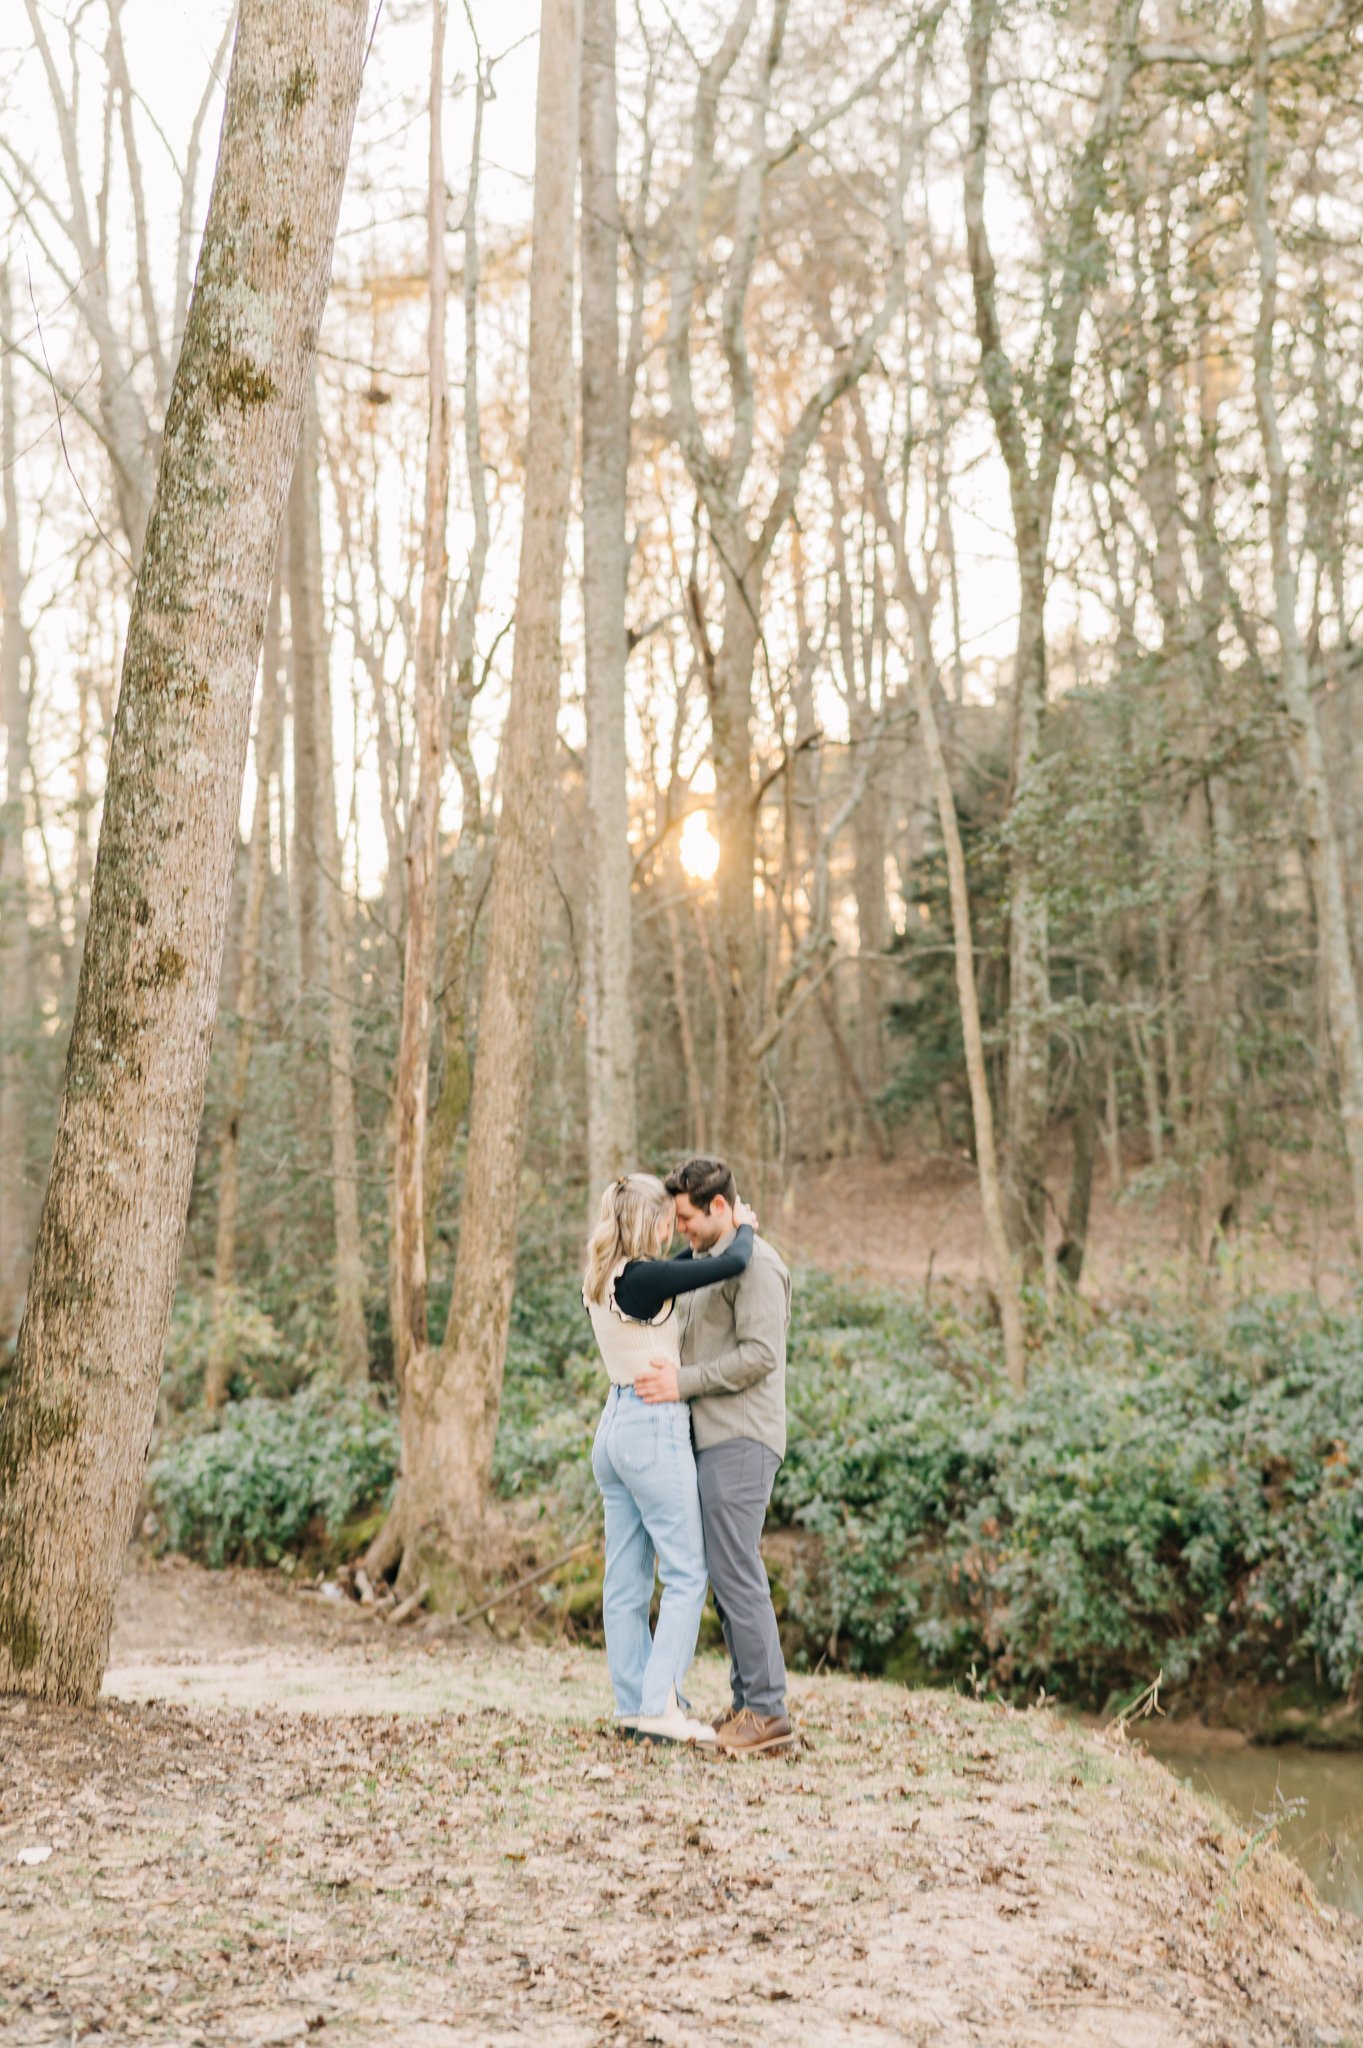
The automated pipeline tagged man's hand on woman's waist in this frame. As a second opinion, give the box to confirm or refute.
[635,1358,680,1403]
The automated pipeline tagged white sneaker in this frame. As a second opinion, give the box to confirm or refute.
[633,1685,717,1747]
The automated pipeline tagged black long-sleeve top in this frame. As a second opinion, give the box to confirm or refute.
[612,1224,754,1322]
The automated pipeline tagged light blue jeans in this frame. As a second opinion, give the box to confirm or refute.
[591,1384,708,1718]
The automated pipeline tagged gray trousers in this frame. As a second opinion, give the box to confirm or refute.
[696,1438,787,1718]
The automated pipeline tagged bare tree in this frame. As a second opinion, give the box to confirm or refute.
[855,401,1026,1387]
[426,8,494,1220]
[963,0,1140,1274]
[0,266,35,1343]
[1245,0,1363,1245]
[667,0,911,1179]
[290,383,369,1377]
[4,1,233,560]
[289,440,324,998]
[383,0,583,1597]
[208,558,285,1409]
[391,0,452,1414]
[579,0,640,1196]
[0,0,370,1705]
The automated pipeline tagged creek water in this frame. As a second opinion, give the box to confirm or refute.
[1136,1730,1363,1917]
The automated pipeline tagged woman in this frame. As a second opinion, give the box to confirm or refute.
[584,1172,756,1744]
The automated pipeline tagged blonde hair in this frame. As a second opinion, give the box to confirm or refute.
[583,1173,673,1305]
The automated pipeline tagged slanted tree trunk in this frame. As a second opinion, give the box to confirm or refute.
[289,382,368,1379]
[0,0,369,1705]
[579,0,638,1196]
[0,265,34,1342]
[207,564,285,1408]
[1247,0,1363,1246]
[385,0,583,1601]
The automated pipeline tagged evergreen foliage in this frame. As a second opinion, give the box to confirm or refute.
[148,1266,1363,1706]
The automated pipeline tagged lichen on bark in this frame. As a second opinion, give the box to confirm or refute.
[0,0,370,1707]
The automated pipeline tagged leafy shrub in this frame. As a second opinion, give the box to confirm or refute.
[775,1292,1363,1704]
[148,1263,604,1566]
[147,1255,1363,1708]
[159,1292,304,1414]
[149,1387,398,1567]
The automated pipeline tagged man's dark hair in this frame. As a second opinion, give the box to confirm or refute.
[664,1155,736,1213]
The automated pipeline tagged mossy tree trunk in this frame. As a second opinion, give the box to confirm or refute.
[0,0,369,1705]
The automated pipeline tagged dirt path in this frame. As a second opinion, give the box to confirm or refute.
[1,1560,1359,2048]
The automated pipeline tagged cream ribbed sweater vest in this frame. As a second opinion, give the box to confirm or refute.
[585,1261,679,1385]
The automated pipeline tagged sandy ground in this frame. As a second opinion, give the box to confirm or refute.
[1,1558,1360,2048]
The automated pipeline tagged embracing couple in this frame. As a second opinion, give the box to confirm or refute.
[583,1155,793,1756]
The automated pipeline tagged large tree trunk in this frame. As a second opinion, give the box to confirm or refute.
[394,0,582,1600]
[1247,0,1363,1245]
[0,265,34,1344]
[0,0,368,1705]
[579,0,638,1197]
[207,565,285,1408]
[290,382,368,1379]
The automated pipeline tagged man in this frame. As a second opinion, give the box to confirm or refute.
[635,1156,793,1756]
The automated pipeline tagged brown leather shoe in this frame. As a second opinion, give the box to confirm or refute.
[712,1704,743,1734]
[714,1708,794,1756]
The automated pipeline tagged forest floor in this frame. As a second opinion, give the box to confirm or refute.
[1,1558,1360,2048]
[779,1143,1356,1303]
